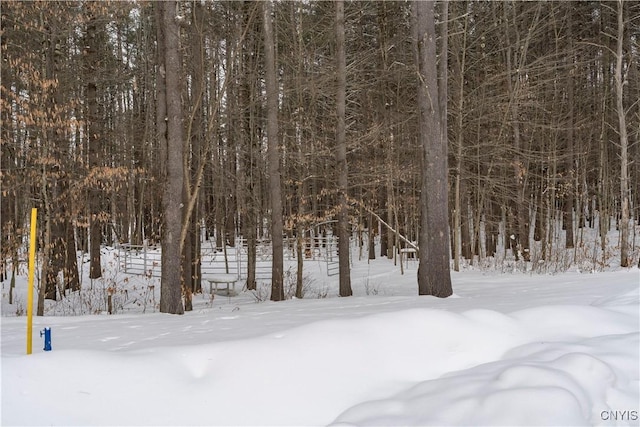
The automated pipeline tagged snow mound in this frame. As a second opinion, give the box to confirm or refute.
[2,268,638,426]
[334,336,638,426]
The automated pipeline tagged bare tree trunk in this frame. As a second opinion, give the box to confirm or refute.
[564,53,575,250]
[379,187,389,258]
[159,1,184,314]
[38,167,52,315]
[240,2,258,290]
[296,223,304,298]
[368,211,376,261]
[451,4,468,271]
[386,176,394,259]
[615,0,630,267]
[242,92,258,291]
[41,27,65,302]
[415,0,452,298]
[562,9,576,251]
[336,0,352,297]
[182,0,207,308]
[86,15,102,279]
[263,0,284,301]
[64,220,80,292]
[503,3,540,263]
[438,1,448,150]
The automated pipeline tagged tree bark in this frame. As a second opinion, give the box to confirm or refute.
[240,0,258,291]
[159,1,184,314]
[336,0,352,297]
[564,46,575,250]
[451,4,468,271]
[415,0,452,297]
[182,0,207,308]
[615,0,630,267]
[86,14,102,279]
[263,0,284,301]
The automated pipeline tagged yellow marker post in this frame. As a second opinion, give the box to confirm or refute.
[26,208,37,355]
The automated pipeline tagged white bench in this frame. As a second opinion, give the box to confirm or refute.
[206,274,238,295]
[399,247,418,268]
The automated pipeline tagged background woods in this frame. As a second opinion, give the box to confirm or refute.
[2,1,639,312]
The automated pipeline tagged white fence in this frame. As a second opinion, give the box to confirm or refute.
[117,234,341,281]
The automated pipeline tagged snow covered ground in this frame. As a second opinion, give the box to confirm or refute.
[1,242,639,426]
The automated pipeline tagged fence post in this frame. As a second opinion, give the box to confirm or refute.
[143,240,148,275]
[123,244,128,273]
[237,237,243,280]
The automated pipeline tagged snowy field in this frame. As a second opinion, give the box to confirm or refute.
[1,237,639,426]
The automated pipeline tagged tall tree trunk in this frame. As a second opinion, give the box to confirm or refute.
[336,0,352,297]
[438,1,448,148]
[86,14,102,279]
[503,3,540,262]
[564,47,575,250]
[38,166,53,315]
[263,0,284,301]
[159,1,184,314]
[241,79,258,291]
[41,27,65,302]
[182,0,207,308]
[615,0,630,267]
[240,0,258,291]
[415,0,453,297]
[452,4,468,271]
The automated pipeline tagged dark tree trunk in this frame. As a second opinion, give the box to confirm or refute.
[368,213,376,260]
[64,219,80,292]
[240,1,258,291]
[336,0,352,297]
[42,27,72,302]
[263,0,284,301]
[182,208,193,311]
[415,0,452,297]
[86,15,102,279]
[379,187,389,258]
[159,0,184,314]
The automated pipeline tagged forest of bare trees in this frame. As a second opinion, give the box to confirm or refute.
[2,1,639,313]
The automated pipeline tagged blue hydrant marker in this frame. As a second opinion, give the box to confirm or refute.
[40,328,52,351]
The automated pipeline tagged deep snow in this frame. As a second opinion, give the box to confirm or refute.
[1,243,639,426]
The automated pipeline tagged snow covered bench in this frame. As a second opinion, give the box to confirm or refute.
[400,247,417,264]
[205,274,238,296]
